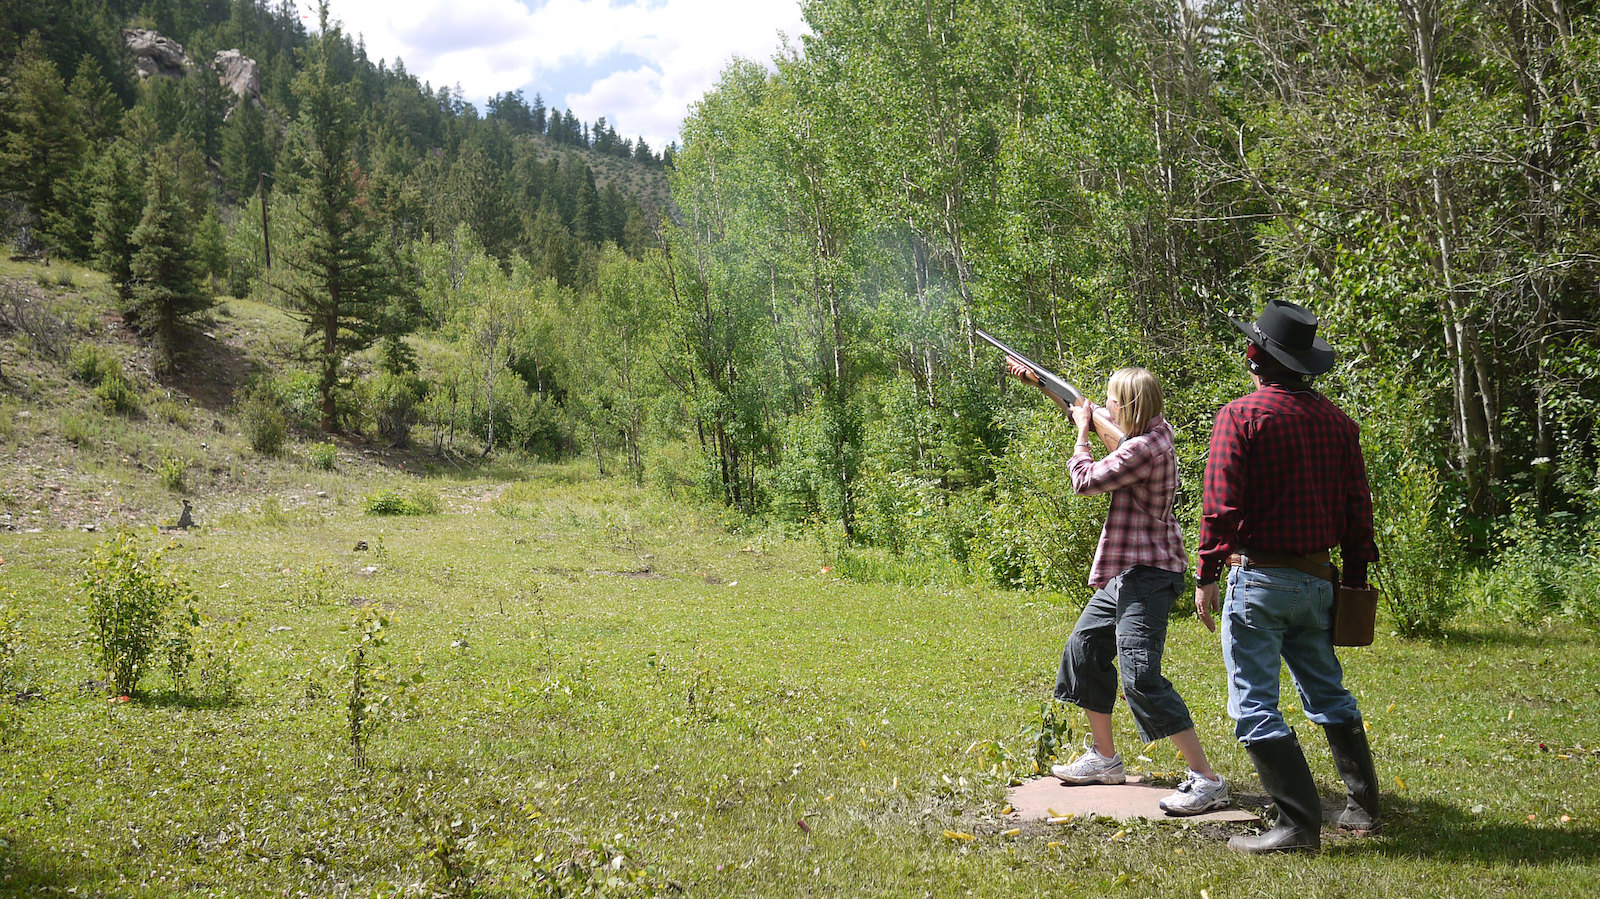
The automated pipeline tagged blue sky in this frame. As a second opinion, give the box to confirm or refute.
[300,0,811,151]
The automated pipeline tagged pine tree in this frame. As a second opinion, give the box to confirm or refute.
[0,34,87,250]
[68,55,122,144]
[128,144,210,372]
[220,98,272,201]
[277,1,400,432]
[91,140,146,298]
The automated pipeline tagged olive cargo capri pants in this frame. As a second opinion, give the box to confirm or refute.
[1053,565,1196,743]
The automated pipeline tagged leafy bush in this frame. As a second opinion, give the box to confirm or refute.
[365,487,439,516]
[1346,374,1464,638]
[94,371,140,415]
[1371,452,1461,638]
[68,343,120,386]
[237,384,288,455]
[79,532,198,697]
[338,606,424,769]
[467,373,569,459]
[307,441,338,470]
[157,451,188,492]
[969,408,1103,594]
[369,371,424,448]
[265,370,324,429]
[1461,506,1600,627]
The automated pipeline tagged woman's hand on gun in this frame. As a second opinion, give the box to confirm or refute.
[1071,399,1094,432]
[1005,356,1038,385]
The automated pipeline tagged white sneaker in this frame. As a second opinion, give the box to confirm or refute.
[1159,769,1231,816]
[1051,745,1126,785]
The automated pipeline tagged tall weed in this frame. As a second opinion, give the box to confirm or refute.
[1359,377,1462,638]
[1372,452,1461,638]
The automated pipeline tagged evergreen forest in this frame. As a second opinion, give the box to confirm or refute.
[5,0,1600,632]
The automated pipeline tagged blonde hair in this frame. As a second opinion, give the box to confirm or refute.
[1106,367,1163,437]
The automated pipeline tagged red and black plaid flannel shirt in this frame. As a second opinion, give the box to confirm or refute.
[1196,381,1378,587]
[1068,416,1187,588]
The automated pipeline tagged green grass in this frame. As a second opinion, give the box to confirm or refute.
[3,264,1597,896]
[2,470,1597,897]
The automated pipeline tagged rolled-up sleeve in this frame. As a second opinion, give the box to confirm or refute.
[1069,437,1148,497]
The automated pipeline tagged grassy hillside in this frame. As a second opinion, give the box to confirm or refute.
[0,262,465,535]
[521,132,674,220]
[2,265,1599,897]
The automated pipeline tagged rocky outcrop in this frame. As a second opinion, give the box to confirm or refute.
[124,28,192,80]
[123,29,263,115]
[213,49,262,104]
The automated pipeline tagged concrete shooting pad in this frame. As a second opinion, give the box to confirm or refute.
[1006,775,1260,824]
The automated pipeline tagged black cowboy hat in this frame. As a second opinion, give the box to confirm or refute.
[1230,299,1335,376]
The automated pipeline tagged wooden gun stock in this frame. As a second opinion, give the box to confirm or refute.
[975,327,1125,450]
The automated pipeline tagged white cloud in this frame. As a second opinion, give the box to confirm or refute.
[306,0,809,149]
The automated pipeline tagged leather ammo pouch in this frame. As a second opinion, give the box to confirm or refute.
[1332,585,1380,647]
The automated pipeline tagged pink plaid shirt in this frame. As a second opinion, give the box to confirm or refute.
[1069,416,1187,587]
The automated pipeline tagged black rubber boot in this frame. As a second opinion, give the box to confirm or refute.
[1229,733,1323,854]
[1324,720,1381,833]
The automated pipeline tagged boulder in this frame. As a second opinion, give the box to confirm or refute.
[213,49,262,103]
[124,28,191,80]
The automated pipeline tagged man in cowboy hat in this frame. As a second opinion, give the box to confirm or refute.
[1194,299,1381,854]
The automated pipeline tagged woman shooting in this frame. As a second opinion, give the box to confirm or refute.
[1007,360,1230,816]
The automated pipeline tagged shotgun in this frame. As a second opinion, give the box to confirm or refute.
[975,327,1126,449]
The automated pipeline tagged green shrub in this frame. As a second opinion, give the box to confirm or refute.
[364,487,439,516]
[79,533,198,697]
[237,384,288,455]
[157,451,188,492]
[337,606,423,769]
[266,370,323,429]
[1371,453,1461,638]
[152,398,191,427]
[370,370,425,449]
[68,343,120,386]
[94,372,140,415]
[1461,507,1600,627]
[307,441,338,470]
[969,408,1103,594]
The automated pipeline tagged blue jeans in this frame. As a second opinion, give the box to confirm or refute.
[1221,564,1362,745]
[1055,566,1195,743]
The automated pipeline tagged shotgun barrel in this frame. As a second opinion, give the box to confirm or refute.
[975,328,1083,407]
[975,327,1125,449]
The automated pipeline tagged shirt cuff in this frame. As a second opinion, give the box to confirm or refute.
[1343,560,1370,587]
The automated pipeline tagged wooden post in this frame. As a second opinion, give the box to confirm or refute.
[259,170,272,270]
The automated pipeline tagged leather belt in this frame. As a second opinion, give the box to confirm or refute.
[1227,547,1337,583]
